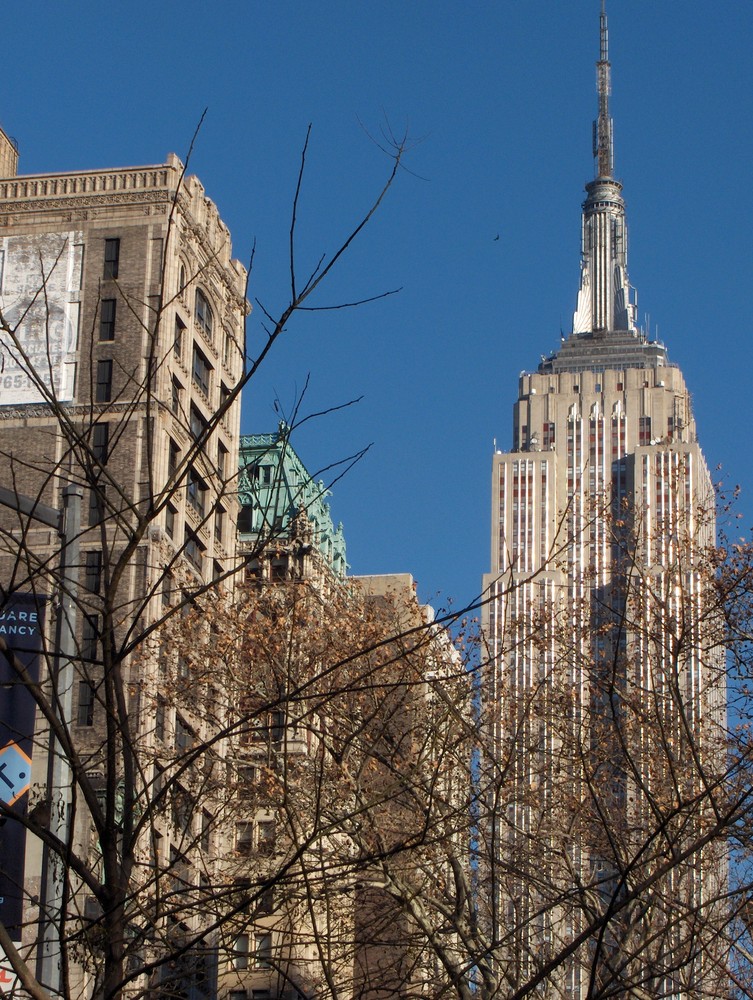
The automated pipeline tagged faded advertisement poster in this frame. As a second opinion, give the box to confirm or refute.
[0,594,46,938]
[0,231,83,405]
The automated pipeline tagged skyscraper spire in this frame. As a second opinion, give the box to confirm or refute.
[593,0,613,178]
[571,0,636,337]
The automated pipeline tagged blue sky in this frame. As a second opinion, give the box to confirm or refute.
[4,3,752,613]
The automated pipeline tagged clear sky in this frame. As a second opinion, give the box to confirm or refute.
[4,3,752,614]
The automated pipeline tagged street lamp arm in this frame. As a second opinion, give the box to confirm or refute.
[0,486,61,532]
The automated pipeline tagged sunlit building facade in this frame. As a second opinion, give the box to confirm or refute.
[482,6,727,996]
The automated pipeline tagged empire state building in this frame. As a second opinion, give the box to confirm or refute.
[482,5,727,997]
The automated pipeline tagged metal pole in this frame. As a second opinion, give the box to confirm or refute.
[39,483,82,996]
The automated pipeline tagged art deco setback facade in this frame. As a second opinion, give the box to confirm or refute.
[482,6,726,997]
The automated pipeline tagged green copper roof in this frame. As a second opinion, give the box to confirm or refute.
[237,424,347,577]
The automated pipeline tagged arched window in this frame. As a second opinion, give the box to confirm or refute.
[178,262,186,293]
[195,288,213,339]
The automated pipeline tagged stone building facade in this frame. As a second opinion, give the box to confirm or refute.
[482,7,727,997]
[0,135,247,996]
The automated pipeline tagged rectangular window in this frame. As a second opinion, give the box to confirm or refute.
[103,238,120,279]
[95,360,113,403]
[82,614,99,661]
[88,487,105,527]
[168,438,180,479]
[219,382,230,413]
[639,415,652,447]
[192,344,212,396]
[254,933,272,969]
[223,330,233,367]
[161,572,172,607]
[257,820,276,855]
[92,422,109,464]
[175,715,194,753]
[187,469,206,515]
[165,503,176,539]
[184,529,203,571]
[171,785,192,833]
[85,551,102,593]
[99,298,116,341]
[215,506,225,543]
[189,405,206,441]
[195,289,214,339]
[171,377,182,416]
[77,681,95,726]
[235,821,253,856]
[174,315,185,359]
[233,934,249,971]
[217,443,227,480]
[201,810,212,852]
[155,698,166,741]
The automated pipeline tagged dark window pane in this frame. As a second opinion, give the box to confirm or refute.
[92,422,109,464]
[99,298,116,341]
[103,238,120,279]
[95,360,112,403]
[195,289,213,339]
[85,551,102,593]
[77,681,95,726]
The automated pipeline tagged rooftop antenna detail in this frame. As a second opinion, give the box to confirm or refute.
[592,0,614,178]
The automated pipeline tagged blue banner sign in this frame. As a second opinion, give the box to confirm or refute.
[0,594,46,936]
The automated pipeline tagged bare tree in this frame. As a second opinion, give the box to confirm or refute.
[0,124,419,1000]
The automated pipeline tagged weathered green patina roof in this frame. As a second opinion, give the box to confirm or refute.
[238,425,347,577]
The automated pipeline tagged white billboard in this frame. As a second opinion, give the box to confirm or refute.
[0,231,83,406]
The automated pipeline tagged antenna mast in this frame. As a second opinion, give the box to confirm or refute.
[593,0,614,178]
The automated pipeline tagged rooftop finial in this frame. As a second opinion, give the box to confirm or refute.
[593,0,614,178]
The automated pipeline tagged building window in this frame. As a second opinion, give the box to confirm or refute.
[165,503,176,539]
[217,443,227,479]
[257,820,276,855]
[85,551,102,593]
[77,682,95,726]
[103,238,120,279]
[201,809,212,852]
[195,289,214,339]
[92,422,109,464]
[215,506,225,543]
[174,315,185,359]
[192,344,212,396]
[171,377,182,416]
[189,405,207,442]
[184,528,204,571]
[223,329,233,367]
[168,438,180,479]
[96,360,113,403]
[219,382,231,413]
[175,715,194,753]
[171,785,192,833]
[238,507,253,534]
[82,614,99,661]
[88,487,105,527]
[254,933,272,969]
[235,821,253,856]
[233,934,249,971]
[161,572,173,607]
[187,469,206,515]
[178,263,186,294]
[155,698,166,741]
[639,415,652,447]
[99,298,116,341]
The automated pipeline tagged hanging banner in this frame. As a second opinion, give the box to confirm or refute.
[0,594,46,937]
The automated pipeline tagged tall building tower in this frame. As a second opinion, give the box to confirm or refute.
[482,6,727,997]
